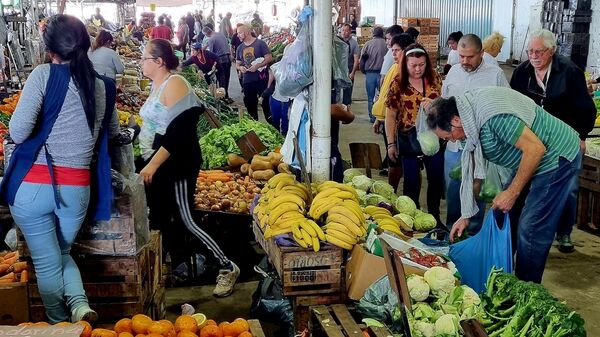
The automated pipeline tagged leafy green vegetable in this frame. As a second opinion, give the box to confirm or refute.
[417,131,440,156]
[449,164,461,180]
[394,195,417,216]
[351,175,374,192]
[372,181,396,201]
[199,118,284,168]
[343,168,363,183]
[414,213,437,231]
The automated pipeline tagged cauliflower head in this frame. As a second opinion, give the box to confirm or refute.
[424,266,455,297]
[434,314,459,336]
[407,275,430,302]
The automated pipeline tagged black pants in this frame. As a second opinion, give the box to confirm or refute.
[243,79,268,120]
[261,83,275,124]
[217,61,231,98]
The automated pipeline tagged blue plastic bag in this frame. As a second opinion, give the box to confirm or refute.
[449,211,512,293]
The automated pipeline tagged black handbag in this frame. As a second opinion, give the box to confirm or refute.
[395,77,425,156]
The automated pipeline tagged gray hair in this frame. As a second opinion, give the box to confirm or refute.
[458,34,482,52]
[528,29,557,50]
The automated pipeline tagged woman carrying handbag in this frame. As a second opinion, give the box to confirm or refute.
[385,43,445,226]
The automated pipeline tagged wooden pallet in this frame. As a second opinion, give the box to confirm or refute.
[28,231,163,323]
[248,319,267,337]
[577,155,600,234]
[293,292,347,333]
[252,221,343,296]
[310,304,393,337]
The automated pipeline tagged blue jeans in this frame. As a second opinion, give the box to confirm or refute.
[365,72,381,122]
[9,182,90,323]
[556,149,584,237]
[269,96,290,136]
[342,80,354,105]
[444,149,485,232]
[402,151,444,219]
[510,153,582,283]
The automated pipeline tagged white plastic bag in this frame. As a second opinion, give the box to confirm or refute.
[272,22,313,98]
[416,105,440,156]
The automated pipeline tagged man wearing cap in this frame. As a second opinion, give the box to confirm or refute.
[203,26,233,102]
[181,42,219,84]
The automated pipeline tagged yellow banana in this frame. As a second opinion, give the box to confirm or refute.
[299,220,318,237]
[309,197,343,219]
[343,200,366,225]
[299,228,313,245]
[326,228,358,244]
[328,206,362,225]
[293,233,309,248]
[379,224,403,235]
[328,220,363,237]
[267,173,295,187]
[273,216,304,229]
[268,203,301,225]
[310,187,342,206]
[323,221,352,234]
[282,186,309,200]
[331,190,358,201]
[365,205,392,217]
[311,236,321,252]
[306,219,325,240]
[325,233,354,250]
[291,223,303,239]
[269,194,306,209]
[264,227,293,238]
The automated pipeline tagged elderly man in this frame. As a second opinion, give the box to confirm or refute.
[442,34,509,232]
[426,87,582,283]
[220,12,233,38]
[340,23,360,107]
[510,29,596,253]
[360,26,388,123]
[236,24,272,119]
[203,26,232,101]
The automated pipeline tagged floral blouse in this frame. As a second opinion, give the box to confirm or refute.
[385,72,442,130]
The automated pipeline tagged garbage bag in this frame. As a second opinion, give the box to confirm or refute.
[332,36,352,89]
[357,275,398,323]
[250,257,294,337]
[272,22,313,98]
[449,211,513,293]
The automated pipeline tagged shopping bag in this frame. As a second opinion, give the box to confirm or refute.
[332,36,352,88]
[272,21,313,98]
[479,162,502,203]
[415,104,440,156]
[449,211,512,293]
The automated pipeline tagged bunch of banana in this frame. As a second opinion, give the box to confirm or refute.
[308,181,360,219]
[322,201,367,250]
[254,173,312,238]
[291,218,325,252]
[364,205,410,240]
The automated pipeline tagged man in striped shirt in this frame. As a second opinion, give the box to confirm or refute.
[426,87,582,283]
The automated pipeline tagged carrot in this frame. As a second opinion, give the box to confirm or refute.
[2,251,18,260]
[0,272,15,281]
[0,263,10,274]
[11,261,27,273]
[20,270,29,283]
[0,278,14,284]
[203,170,225,174]
[2,255,17,266]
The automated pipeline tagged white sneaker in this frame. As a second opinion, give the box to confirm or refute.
[71,304,98,323]
[213,262,240,297]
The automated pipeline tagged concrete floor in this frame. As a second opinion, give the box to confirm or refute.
[165,65,600,336]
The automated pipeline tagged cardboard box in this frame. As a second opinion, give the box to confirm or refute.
[418,18,431,27]
[0,282,29,325]
[345,245,387,300]
[356,27,373,37]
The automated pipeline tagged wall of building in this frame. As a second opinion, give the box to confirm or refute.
[491,0,514,63]
[511,0,544,63]
[361,0,396,26]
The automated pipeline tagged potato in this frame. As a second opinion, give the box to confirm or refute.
[227,153,247,167]
[277,162,293,174]
[240,163,250,175]
[269,152,283,167]
[252,169,276,181]
[252,154,271,162]
[251,158,273,170]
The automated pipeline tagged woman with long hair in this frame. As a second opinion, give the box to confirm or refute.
[87,30,124,80]
[3,14,119,323]
[385,43,444,225]
[138,39,240,297]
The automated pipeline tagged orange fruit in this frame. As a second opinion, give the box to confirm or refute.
[148,321,172,335]
[221,323,237,337]
[55,322,72,327]
[147,333,163,337]
[114,318,133,334]
[175,315,198,333]
[199,325,223,337]
[238,332,253,337]
[134,335,147,337]
[233,319,249,333]
[217,322,229,331]
[177,331,198,337]
[91,328,118,337]
[205,320,217,327]
[75,321,93,337]
[118,333,134,337]
[131,315,153,335]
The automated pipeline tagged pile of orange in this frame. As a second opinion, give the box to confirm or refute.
[17,314,254,337]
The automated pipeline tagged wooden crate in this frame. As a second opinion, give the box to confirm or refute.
[252,221,343,296]
[29,231,163,323]
[294,293,347,333]
[0,282,29,325]
[310,304,393,337]
[577,155,600,233]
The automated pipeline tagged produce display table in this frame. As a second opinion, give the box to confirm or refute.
[577,154,600,235]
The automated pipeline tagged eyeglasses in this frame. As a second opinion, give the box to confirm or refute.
[527,48,548,56]
[140,57,157,63]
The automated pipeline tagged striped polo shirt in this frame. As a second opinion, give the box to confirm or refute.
[479,106,580,175]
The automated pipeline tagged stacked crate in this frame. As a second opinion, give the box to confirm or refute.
[397,17,441,63]
[18,180,164,323]
[577,155,600,234]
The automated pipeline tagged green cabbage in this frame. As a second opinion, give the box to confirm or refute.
[414,213,437,231]
[394,195,417,216]
[394,213,414,231]
[434,314,459,336]
[365,193,390,206]
[417,131,440,156]
[355,189,367,199]
[343,168,363,183]
[371,181,396,201]
[351,175,373,192]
